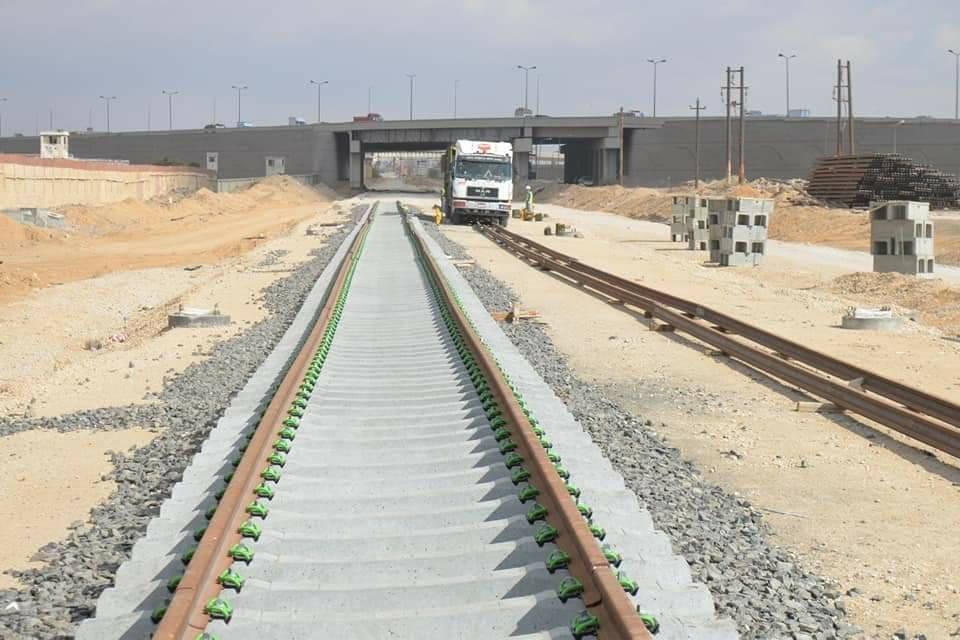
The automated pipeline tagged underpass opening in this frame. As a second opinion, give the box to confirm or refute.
[365,149,443,193]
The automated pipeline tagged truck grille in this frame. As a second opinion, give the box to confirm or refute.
[466,186,499,199]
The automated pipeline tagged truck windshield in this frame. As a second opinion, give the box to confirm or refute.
[455,159,512,181]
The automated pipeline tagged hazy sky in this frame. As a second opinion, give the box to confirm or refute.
[1,0,959,133]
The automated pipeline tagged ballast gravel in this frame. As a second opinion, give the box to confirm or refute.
[0,209,361,640]
[424,223,868,640]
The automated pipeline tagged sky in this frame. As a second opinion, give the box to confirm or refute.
[1,0,959,134]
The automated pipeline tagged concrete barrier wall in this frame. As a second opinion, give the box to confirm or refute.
[624,117,960,187]
[0,155,213,209]
[0,127,341,184]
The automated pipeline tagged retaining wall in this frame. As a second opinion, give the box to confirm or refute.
[0,155,213,209]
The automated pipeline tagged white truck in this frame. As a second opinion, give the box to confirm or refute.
[441,140,513,226]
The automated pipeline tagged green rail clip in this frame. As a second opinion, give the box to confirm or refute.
[204,598,233,623]
[229,542,255,564]
[570,611,600,639]
[545,549,571,574]
[556,576,585,603]
[217,568,246,592]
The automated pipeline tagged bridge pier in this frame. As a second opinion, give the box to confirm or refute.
[349,139,364,189]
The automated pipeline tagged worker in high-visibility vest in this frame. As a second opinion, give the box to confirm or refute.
[524,185,534,214]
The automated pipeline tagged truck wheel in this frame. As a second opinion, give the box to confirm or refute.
[498,215,509,227]
[449,212,463,225]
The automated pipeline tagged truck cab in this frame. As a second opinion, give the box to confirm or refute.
[441,140,513,226]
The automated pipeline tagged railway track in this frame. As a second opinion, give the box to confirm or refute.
[75,201,736,639]
[479,224,960,460]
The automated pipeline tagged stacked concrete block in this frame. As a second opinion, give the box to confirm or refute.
[686,196,719,251]
[707,198,729,262]
[670,195,694,242]
[870,200,935,276]
[715,197,774,267]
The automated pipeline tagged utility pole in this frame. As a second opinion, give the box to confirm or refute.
[310,80,328,122]
[367,86,373,114]
[453,79,458,118]
[618,106,624,186]
[147,101,151,131]
[723,68,732,182]
[517,65,536,113]
[738,66,746,184]
[834,60,854,155]
[99,95,117,133]
[689,98,706,189]
[949,49,960,119]
[406,74,416,120]
[162,90,178,130]
[0,98,7,137]
[778,53,797,116]
[646,58,666,117]
[231,85,248,126]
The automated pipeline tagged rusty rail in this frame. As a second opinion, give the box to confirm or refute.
[154,210,372,640]
[480,224,960,460]
[404,208,651,639]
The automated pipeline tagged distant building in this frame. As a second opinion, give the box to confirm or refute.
[787,108,810,118]
[288,117,307,126]
[39,131,69,159]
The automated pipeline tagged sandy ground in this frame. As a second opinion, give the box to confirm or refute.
[539,181,960,268]
[0,428,156,589]
[0,179,349,588]
[407,192,960,639]
[0,175,335,305]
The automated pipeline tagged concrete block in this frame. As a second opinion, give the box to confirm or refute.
[167,306,231,328]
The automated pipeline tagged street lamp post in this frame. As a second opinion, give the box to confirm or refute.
[161,90,179,130]
[0,98,7,137]
[453,79,458,119]
[99,95,117,133]
[310,80,329,123]
[949,49,960,120]
[646,58,666,117]
[406,74,416,120]
[892,119,905,154]
[231,85,248,126]
[517,65,536,113]
[778,53,797,116]
[367,86,373,114]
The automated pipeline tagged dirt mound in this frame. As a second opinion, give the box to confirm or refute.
[0,216,62,249]
[537,184,673,223]
[769,206,869,251]
[829,272,960,334]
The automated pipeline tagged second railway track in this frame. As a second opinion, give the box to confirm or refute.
[479,223,960,460]
[74,201,737,639]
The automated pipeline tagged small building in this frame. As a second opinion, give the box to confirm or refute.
[870,201,935,276]
[39,130,70,159]
[265,156,286,176]
[711,197,774,266]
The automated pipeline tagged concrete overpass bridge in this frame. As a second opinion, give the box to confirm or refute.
[327,115,656,188]
[1,115,957,190]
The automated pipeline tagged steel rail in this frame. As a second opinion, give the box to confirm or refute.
[480,225,960,460]
[404,206,651,639]
[154,209,373,640]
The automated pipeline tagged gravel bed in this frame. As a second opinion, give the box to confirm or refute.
[425,223,869,640]
[0,208,363,640]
